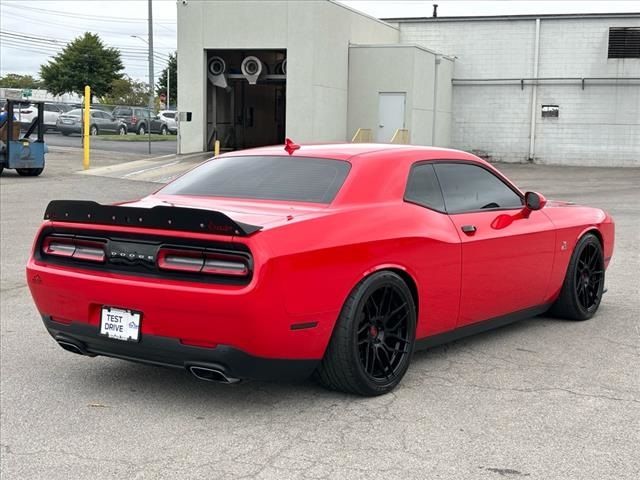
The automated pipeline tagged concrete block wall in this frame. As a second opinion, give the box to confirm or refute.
[398,16,640,166]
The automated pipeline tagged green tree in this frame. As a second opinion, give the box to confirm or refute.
[40,32,123,98]
[0,74,43,89]
[100,76,148,106]
[156,52,177,108]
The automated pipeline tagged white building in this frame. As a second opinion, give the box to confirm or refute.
[391,13,640,167]
[177,2,640,166]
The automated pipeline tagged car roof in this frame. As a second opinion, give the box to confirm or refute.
[218,143,501,205]
[221,143,479,162]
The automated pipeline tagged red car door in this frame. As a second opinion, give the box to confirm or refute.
[433,162,556,327]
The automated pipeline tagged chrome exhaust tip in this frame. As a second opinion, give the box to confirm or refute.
[188,365,240,384]
[57,339,88,356]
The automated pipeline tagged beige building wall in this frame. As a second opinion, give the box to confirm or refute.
[177,0,399,153]
[347,45,453,146]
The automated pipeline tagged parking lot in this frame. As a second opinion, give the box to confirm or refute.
[1,150,639,479]
[44,131,178,156]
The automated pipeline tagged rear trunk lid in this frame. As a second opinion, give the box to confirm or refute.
[135,194,329,232]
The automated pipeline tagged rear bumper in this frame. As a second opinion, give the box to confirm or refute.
[27,252,336,360]
[44,316,319,381]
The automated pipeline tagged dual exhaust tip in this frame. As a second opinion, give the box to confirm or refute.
[55,338,240,385]
[188,365,240,384]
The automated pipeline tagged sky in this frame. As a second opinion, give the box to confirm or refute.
[1,0,638,82]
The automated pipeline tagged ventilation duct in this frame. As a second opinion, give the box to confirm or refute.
[274,59,287,76]
[241,56,266,85]
[207,56,228,89]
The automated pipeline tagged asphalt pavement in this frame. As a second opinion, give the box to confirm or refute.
[44,130,178,156]
[1,151,639,479]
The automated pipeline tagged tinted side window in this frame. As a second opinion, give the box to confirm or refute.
[434,163,522,213]
[405,163,445,212]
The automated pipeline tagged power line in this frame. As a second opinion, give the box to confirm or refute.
[1,3,177,25]
[0,31,171,63]
[1,30,172,58]
[0,9,176,41]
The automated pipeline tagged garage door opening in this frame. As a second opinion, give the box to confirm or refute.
[206,49,286,152]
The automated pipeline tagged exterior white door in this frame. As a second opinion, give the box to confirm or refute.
[377,92,406,142]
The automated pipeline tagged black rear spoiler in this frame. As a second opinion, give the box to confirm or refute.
[43,200,262,236]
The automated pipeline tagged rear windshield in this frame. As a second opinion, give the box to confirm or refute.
[160,155,351,203]
[162,112,175,119]
[65,109,82,117]
[114,108,132,116]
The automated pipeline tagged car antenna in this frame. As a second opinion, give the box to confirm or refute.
[284,138,300,155]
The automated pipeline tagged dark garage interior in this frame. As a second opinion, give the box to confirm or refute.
[206,49,286,151]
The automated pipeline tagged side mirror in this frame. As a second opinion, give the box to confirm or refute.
[524,191,547,211]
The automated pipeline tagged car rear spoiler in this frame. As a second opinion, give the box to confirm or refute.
[43,200,262,236]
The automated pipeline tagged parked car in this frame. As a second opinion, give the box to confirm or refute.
[26,143,614,396]
[56,109,127,136]
[15,102,74,131]
[156,110,177,134]
[112,106,176,135]
[111,106,153,135]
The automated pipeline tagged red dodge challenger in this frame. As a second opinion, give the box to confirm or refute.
[26,142,614,395]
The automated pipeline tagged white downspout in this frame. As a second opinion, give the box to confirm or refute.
[432,55,441,146]
[528,18,541,162]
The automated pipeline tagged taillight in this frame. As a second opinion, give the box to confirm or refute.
[157,248,249,277]
[42,236,106,263]
[202,253,249,276]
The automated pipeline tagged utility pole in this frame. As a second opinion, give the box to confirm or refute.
[147,0,154,154]
[167,61,170,110]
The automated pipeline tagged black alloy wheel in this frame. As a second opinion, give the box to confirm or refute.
[550,233,605,320]
[357,285,412,382]
[574,241,604,312]
[316,271,416,396]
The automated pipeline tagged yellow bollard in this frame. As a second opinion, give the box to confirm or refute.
[83,85,90,170]
[214,139,220,157]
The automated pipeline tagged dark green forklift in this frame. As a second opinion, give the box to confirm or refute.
[0,99,48,176]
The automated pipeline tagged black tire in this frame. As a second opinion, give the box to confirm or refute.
[118,125,127,136]
[549,233,605,321]
[160,125,168,136]
[89,125,98,136]
[316,271,416,396]
[137,124,146,135]
[0,165,4,176]
[16,168,44,177]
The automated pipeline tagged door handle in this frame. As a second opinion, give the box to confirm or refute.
[461,225,477,235]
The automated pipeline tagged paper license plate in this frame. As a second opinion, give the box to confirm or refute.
[100,306,141,342]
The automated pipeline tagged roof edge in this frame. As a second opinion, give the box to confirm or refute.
[383,12,640,23]
[349,42,455,60]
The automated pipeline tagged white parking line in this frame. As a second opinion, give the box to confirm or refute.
[122,160,182,177]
